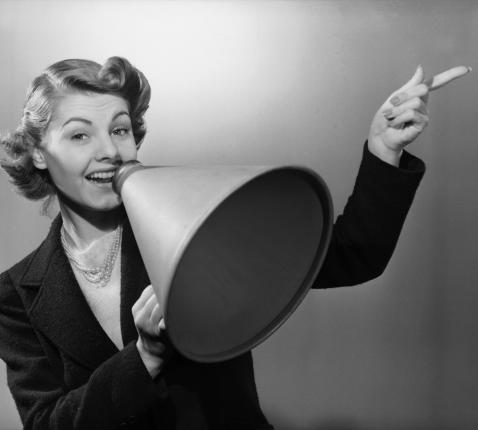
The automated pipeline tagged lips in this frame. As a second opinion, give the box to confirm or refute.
[85,170,116,184]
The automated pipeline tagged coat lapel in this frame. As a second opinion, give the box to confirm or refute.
[20,215,148,370]
[119,219,150,345]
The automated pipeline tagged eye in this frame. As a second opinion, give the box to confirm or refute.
[112,127,131,137]
[71,133,88,141]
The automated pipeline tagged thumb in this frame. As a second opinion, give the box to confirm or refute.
[396,65,425,92]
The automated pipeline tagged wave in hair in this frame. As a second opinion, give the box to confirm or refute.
[0,128,54,200]
[0,56,151,204]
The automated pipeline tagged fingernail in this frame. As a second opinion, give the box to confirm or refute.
[468,66,473,72]
[383,108,393,118]
[390,96,401,106]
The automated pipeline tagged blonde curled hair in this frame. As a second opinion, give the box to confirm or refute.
[1,56,151,203]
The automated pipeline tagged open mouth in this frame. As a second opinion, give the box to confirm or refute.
[85,170,116,184]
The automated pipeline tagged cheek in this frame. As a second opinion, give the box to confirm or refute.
[45,154,89,188]
[120,139,138,161]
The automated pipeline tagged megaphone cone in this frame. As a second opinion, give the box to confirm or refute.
[114,161,333,362]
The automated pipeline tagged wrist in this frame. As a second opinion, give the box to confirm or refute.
[367,137,402,167]
[136,338,164,379]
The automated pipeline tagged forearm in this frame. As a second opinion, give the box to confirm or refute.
[13,341,167,430]
[312,141,425,288]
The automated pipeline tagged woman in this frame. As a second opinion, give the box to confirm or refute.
[0,57,469,430]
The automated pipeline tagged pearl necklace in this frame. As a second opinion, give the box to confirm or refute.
[61,224,122,288]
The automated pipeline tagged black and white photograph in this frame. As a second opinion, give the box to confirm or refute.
[0,1,476,429]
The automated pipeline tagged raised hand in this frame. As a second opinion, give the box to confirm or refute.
[368,65,471,166]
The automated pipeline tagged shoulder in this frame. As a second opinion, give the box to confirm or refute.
[0,215,62,299]
[0,248,39,301]
[0,246,47,340]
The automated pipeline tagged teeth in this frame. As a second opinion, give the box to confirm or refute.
[87,171,115,180]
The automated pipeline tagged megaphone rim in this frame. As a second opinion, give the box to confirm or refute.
[159,165,334,362]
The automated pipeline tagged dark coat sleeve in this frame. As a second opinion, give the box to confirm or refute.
[313,142,425,289]
[0,271,167,430]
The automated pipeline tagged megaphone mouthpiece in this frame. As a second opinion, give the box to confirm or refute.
[112,160,143,195]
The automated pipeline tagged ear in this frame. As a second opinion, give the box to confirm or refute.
[31,147,47,170]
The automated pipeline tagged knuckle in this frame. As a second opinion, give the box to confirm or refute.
[411,97,421,109]
[132,304,141,316]
[418,83,429,95]
[140,285,152,297]
[134,309,147,325]
[401,109,412,120]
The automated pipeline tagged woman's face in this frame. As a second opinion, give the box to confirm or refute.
[34,92,137,212]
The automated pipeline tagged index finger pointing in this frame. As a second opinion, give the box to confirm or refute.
[426,66,472,91]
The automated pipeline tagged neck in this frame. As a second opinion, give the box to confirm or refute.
[58,195,125,248]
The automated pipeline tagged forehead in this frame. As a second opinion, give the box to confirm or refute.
[50,92,130,126]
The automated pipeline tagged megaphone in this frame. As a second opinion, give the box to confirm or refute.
[113,161,333,362]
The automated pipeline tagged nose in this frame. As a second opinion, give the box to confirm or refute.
[95,133,120,162]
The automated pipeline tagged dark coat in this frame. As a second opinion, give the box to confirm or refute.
[0,145,425,430]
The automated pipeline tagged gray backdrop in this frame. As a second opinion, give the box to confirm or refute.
[0,1,477,429]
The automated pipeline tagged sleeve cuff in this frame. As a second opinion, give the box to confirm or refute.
[361,141,425,198]
[110,340,168,421]
[365,140,425,174]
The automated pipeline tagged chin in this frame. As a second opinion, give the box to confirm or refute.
[89,198,123,212]
[58,188,125,217]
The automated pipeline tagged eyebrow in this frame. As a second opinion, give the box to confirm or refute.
[113,111,131,121]
[62,117,92,128]
[61,111,131,128]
